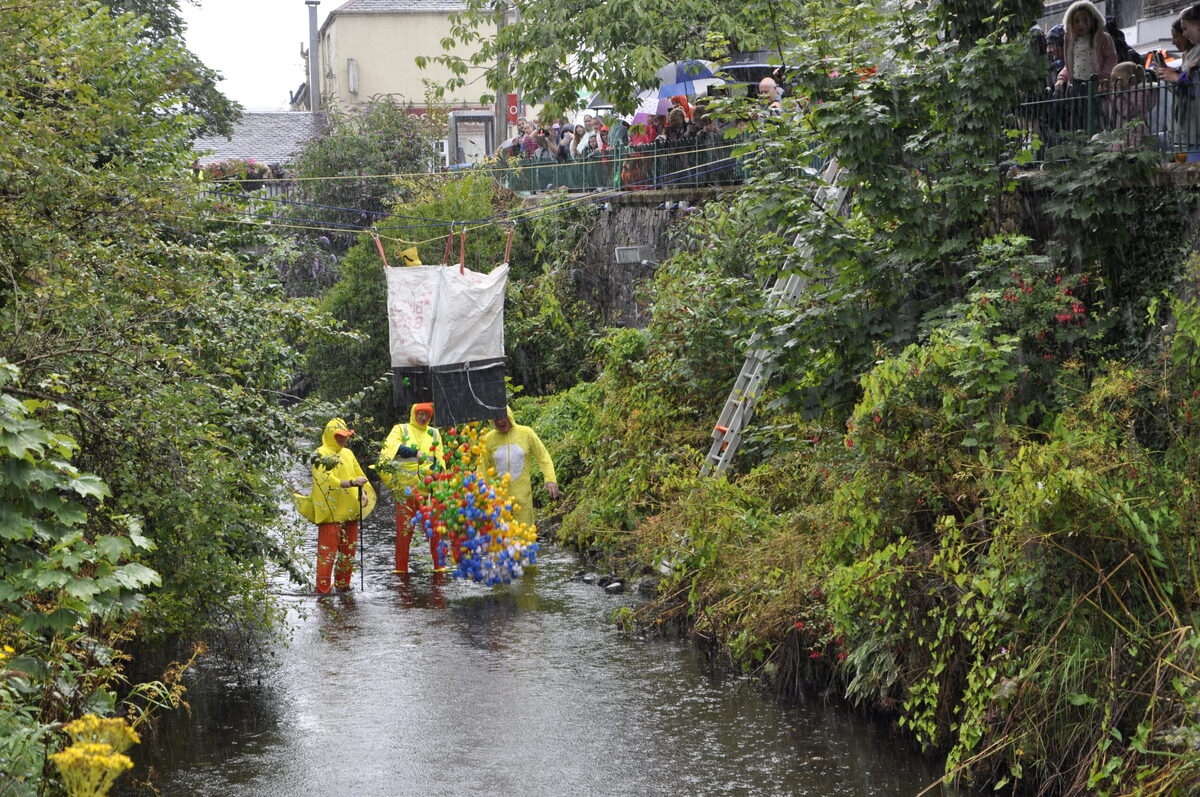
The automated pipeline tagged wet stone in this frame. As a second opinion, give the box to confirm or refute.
[597,575,615,588]
[604,581,625,594]
[581,572,600,584]
[633,576,660,596]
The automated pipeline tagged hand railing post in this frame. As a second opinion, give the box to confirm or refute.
[1087,76,1098,137]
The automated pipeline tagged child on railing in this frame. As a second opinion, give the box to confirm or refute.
[1053,1,1117,92]
[1104,62,1158,150]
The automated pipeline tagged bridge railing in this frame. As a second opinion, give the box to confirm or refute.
[487,138,750,192]
[1017,76,1200,162]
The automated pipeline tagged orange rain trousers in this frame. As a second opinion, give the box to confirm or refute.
[316,521,359,594]
[395,496,458,571]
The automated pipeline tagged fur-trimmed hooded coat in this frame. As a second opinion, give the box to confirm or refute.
[1056,0,1118,85]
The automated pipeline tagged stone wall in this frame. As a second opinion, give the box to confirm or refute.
[569,187,734,328]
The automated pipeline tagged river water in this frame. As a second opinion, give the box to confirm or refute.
[125,510,945,796]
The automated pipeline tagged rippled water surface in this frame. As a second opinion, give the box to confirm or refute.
[126,510,944,796]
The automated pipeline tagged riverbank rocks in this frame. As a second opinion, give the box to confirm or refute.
[632,575,660,596]
[578,571,628,594]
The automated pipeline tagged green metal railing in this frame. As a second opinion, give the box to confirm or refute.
[1017,76,1200,161]
[488,138,750,192]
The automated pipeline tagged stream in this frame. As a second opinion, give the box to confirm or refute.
[124,505,946,796]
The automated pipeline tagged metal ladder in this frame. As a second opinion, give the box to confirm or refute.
[701,159,850,477]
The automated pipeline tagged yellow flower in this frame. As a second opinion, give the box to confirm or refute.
[62,715,140,753]
[50,742,133,797]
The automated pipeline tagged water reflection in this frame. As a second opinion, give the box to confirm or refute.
[120,507,945,796]
[392,572,447,611]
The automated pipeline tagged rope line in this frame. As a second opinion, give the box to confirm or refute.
[199,189,450,224]
[189,140,745,184]
[189,155,742,244]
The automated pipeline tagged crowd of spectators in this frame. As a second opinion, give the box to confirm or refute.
[494,74,784,167]
[495,102,731,166]
[1026,0,1200,160]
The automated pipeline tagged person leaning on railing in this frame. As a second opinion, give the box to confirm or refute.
[1104,62,1157,150]
[1045,24,1066,91]
[1153,4,1200,160]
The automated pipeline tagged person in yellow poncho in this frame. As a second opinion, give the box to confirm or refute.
[377,402,447,572]
[480,407,559,532]
[304,418,376,594]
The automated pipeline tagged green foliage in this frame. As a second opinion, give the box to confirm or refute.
[0,363,160,635]
[384,172,513,269]
[0,0,338,635]
[522,1,1200,794]
[0,361,166,794]
[1030,138,1193,356]
[0,6,354,789]
[97,0,242,136]
[288,99,440,250]
[421,0,798,115]
[507,195,601,393]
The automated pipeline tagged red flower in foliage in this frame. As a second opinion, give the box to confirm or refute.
[837,651,847,662]
[809,652,822,660]
[794,621,805,631]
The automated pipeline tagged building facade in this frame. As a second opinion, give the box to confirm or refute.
[307,0,497,112]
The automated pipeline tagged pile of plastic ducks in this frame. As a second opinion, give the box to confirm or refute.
[404,422,539,585]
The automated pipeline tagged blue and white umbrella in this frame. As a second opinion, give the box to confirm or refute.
[654,59,718,89]
[630,76,724,124]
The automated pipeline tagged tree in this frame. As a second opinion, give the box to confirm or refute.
[0,1,330,638]
[421,0,797,115]
[98,0,242,136]
[288,99,440,250]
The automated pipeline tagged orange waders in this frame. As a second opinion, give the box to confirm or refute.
[316,522,359,594]
[394,495,445,571]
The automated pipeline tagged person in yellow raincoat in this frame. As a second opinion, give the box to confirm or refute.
[302,418,376,594]
[377,402,447,572]
[481,407,559,532]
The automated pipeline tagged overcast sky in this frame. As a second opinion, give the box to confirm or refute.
[181,0,331,111]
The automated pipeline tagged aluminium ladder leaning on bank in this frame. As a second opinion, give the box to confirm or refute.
[701,159,851,477]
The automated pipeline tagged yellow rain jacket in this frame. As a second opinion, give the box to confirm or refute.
[481,408,556,527]
[377,405,444,493]
[298,418,377,524]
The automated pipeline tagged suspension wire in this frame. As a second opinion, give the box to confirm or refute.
[191,156,740,244]
[187,140,742,184]
[197,189,451,224]
[194,140,745,232]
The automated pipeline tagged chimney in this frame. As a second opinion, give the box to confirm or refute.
[306,1,321,114]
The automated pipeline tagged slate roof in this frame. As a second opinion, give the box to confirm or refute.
[330,0,468,13]
[192,113,327,166]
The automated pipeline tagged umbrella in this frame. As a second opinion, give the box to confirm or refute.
[585,91,613,110]
[630,77,725,124]
[654,59,717,88]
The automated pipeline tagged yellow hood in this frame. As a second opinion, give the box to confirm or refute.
[320,417,353,453]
